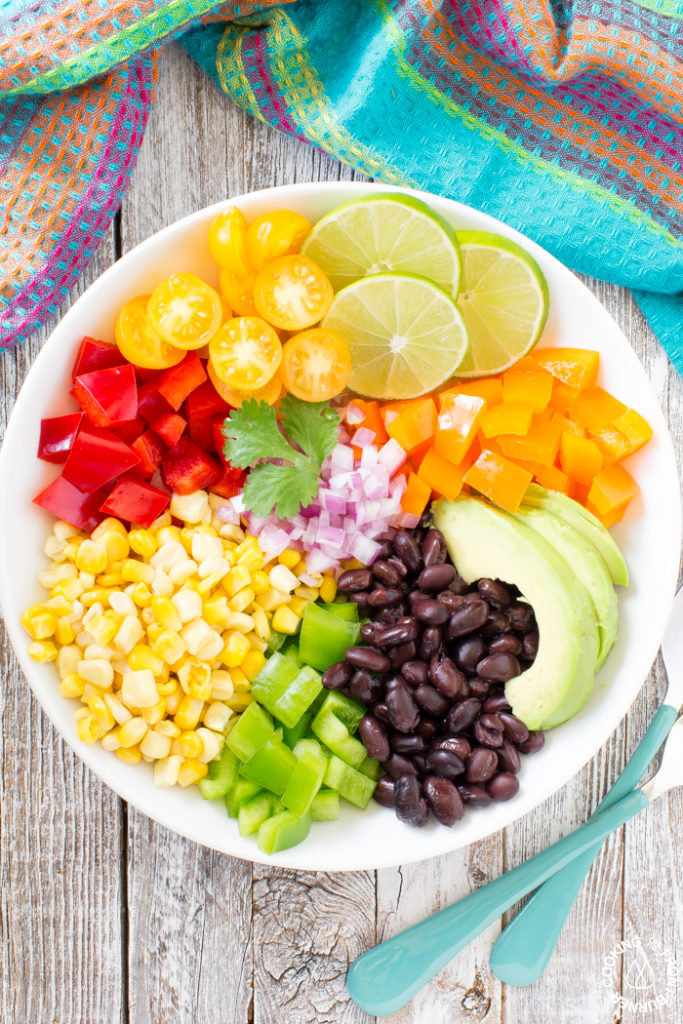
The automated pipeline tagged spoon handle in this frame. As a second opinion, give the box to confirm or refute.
[490,703,678,986]
[347,788,649,1017]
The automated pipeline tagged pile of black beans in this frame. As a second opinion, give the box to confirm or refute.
[321,526,545,828]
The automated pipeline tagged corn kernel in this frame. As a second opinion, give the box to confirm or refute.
[130,582,152,608]
[140,729,172,759]
[116,716,148,748]
[256,587,290,611]
[53,520,80,540]
[288,597,308,617]
[271,605,301,635]
[250,570,269,595]
[192,533,223,563]
[251,607,270,640]
[122,560,154,585]
[75,540,108,575]
[320,576,337,603]
[209,670,234,700]
[102,530,130,563]
[43,594,74,617]
[218,523,244,544]
[101,732,120,752]
[151,568,174,597]
[224,611,255,633]
[77,659,114,688]
[170,490,210,525]
[75,630,94,649]
[202,596,230,626]
[247,634,266,653]
[87,695,116,733]
[83,643,115,662]
[59,674,85,699]
[171,588,203,623]
[93,518,127,540]
[242,649,267,681]
[226,692,253,712]
[196,727,223,763]
[224,564,251,597]
[121,669,158,709]
[157,676,179,698]
[113,615,144,655]
[203,701,233,732]
[278,549,301,569]
[128,529,158,558]
[181,618,220,658]
[168,559,198,587]
[83,608,121,647]
[155,720,181,739]
[228,667,250,692]
[39,563,78,589]
[54,619,76,645]
[81,589,114,608]
[237,549,264,571]
[165,688,183,715]
[229,587,255,613]
[220,632,250,667]
[22,605,57,640]
[77,712,99,744]
[177,729,203,759]
[141,697,167,725]
[150,511,172,532]
[151,597,182,632]
[269,564,298,593]
[294,585,319,601]
[151,630,186,666]
[177,758,208,787]
[196,572,226,595]
[174,695,204,730]
[109,592,136,617]
[178,657,212,699]
[154,754,183,787]
[50,578,84,602]
[103,692,132,725]
[128,645,165,676]
[115,745,142,765]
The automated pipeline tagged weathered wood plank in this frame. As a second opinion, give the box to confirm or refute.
[0,237,125,1024]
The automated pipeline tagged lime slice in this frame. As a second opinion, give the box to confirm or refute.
[301,194,462,298]
[322,273,468,400]
[454,231,549,377]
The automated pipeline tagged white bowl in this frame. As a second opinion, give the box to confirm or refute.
[1,182,679,871]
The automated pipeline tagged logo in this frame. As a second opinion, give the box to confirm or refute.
[602,935,677,1017]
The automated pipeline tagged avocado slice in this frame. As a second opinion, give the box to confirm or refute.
[514,506,618,669]
[522,483,628,586]
[433,496,600,730]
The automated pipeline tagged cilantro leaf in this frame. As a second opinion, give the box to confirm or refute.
[221,399,295,469]
[242,461,319,520]
[279,394,340,467]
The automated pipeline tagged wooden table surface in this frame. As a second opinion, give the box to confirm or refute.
[2,46,682,1024]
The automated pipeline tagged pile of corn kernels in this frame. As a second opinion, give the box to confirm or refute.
[22,489,337,788]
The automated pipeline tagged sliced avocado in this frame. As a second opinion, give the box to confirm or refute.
[522,483,628,586]
[514,506,618,669]
[433,496,600,730]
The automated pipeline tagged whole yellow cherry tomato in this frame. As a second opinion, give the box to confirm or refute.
[253,254,334,331]
[280,328,352,402]
[115,295,185,369]
[246,210,312,270]
[208,361,282,407]
[146,273,223,350]
[208,206,251,276]
[219,267,258,317]
[209,316,282,391]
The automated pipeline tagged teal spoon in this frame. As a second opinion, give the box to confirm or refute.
[491,586,683,985]
[346,717,683,1018]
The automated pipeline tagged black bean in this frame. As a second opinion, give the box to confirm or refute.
[424,775,464,825]
[455,637,486,673]
[386,753,417,779]
[372,559,403,587]
[487,772,520,801]
[413,597,449,625]
[476,652,522,683]
[389,641,418,668]
[345,646,391,673]
[386,681,420,733]
[349,593,370,614]
[483,693,512,715]
[477,578,511,608]
[446,698,481,734]
[519,730,545,755]
[359,716,391,761]
[417,564,455,591]
[374,617,420,647]
[457,782,492,807]
[507,602,536,632]
[376,539,395,561]
[368,587,404,608]
[416,717,438,743]
[419,626,443,660]
[481,609,511,636]
[437,590,462,611]
[394,774,429,827]
[488,634,522,656]
[474,713,505,748]
[522,631,539,660]
[360,621,386,645]
[322,661,352,690]
[376,606,407,624]
[432,735,471,761]
[387,556,409,578]
[412,753,429,774]
[498,712,529,745]
[349,670,384,706]
[449,573,471,596]
[468,677,491,698]
[394,531,423,573]
[414,684,449,716]
[402,660,429,686]
[391,731,427,755]
[384,673,406,693]
[426,747,465,780]
[497,741,521,774]
[429,655,465,699]
[448,600,489,638]
[422,528,448,566]
[338,568,373,592]
[373,774,395,808]
[466,747,499,783]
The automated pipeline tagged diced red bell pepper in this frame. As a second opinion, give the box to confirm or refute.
[162,437,221,495]
[62,426,141,493]
[212,420,230,462]
[131,430,166,476]
[157,352,207,411]
[112,415,145,446]
[34,475,106,530]
[72,337,125,379]
[138,384,174,426]
[211,465,247,499]
[72,364,138,428]
[152,412,187,447]
[100,477,170,529]
[186,412,223,452]
[185,378,232,422]
[38,412,84,464]
[134,366,161,385]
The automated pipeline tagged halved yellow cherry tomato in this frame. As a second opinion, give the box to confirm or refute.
[209,316,282,391]
[219,267,258,316]
[147,273,223,350]
[253,254,334,331]
[281,328,352,402]
[246,210,312,271]
[208,207,252,276]
[115,295,185,369]
[208,361,282,407]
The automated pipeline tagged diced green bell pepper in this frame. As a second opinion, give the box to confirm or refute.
[224,779,263,817]
[198,744,239,800]
[270,666,323,728]
[323,601,359,622]
[292,737,328,767]
[282,711,312,749]
[265,630,288,655]
[324,755,377,809]
[310,789,340,821]
[281,753,326,817]
[311,710,366,768]
[240,735,297,794]
[315,690,365,732]
[298,603,361,671]
[257,810,312,854]
[226,702,274,762]
[238,793,274,836]
[250,652,300,715]
[358,755,382,780]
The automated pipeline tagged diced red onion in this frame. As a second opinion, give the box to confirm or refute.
[377,439,407,477]
[346,403,365,426]
[354,427,376,448]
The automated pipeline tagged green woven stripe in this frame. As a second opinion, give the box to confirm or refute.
[630,0,683,16]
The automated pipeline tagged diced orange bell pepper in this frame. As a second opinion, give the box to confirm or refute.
[531,348,600,389]
[401,472,432,517]
[502,364,553,412]
[464,450,533,514]
[380,397,421,429]
[434,393,486,465]
[559,432,603,485]
[407,438,434,473]
[591,425,630,464]
[549,378,581,417]
[349,399,388,444]
[386,397,438,455]
[438,377,503,408]
[418,446,469,501]
[569,480,591,504]
[611,408,653,455]
[587,463,638,516]
[586,499,627,528]
[479,403,534,439]
[497,417,562,466]
[515,459,570,494]
[572,387,627,432]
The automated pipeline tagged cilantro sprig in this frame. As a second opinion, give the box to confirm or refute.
[221,395,340,520]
